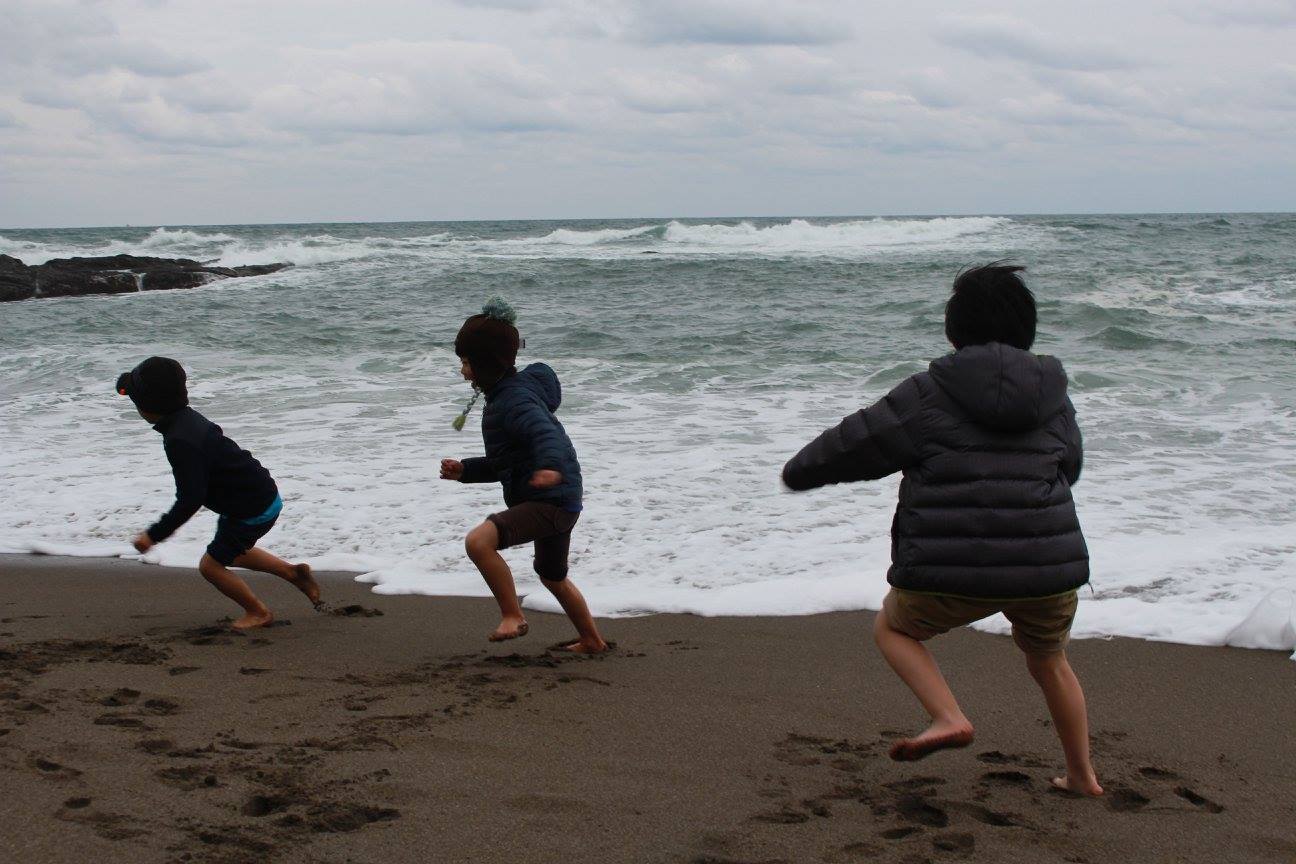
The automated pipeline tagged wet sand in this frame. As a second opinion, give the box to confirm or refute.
[0,554,1293,863]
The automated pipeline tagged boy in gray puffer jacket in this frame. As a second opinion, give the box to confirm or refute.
[441,299,609,654]
[782,264,1101,796]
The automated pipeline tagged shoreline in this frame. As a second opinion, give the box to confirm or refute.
[4,552,1290,659]
[1,553,1293,862]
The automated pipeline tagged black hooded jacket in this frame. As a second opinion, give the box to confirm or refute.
[782,343,1088,599]
[147,407,279,543]
[459,363,583,511]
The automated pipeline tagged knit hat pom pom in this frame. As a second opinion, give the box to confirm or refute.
[481,297,517,324]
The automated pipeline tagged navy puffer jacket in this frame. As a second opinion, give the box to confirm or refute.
[782,343,1088,599]
[459,363,583,511]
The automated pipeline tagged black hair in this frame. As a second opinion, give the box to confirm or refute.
[944,261,1036,350]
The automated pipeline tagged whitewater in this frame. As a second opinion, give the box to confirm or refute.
[1,214,1293,656]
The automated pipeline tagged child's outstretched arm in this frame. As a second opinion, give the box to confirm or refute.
[782,377,924,492]
[144,440,208,544]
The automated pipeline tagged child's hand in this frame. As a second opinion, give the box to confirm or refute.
[132,532,154,553]
[440,459,464,481]
[529,469,562,489]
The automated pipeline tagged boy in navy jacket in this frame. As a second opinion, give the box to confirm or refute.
[440,301,608,653]
[782,265,1101,796]
[117,357,319,629]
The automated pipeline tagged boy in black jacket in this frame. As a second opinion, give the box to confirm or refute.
[782,265,1102,796]
[440,300,608,653]
[117,357,319,629]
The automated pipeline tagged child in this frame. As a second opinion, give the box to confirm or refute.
[116,357,319,629]
[781,264,1102,796]
[440,299,608,654]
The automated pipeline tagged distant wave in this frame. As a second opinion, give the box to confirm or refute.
[0,217,1031,267]
[509,217,1020,254]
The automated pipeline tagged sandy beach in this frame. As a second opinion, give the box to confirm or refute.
[0,554,1292,863]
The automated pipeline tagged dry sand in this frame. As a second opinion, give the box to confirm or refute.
[0,554,1293,863]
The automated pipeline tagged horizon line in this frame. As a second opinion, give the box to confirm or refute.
[2,208,1293,232]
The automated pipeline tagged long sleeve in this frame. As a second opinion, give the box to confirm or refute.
[458,456,497,483]
[781,376,924,492]
[1060,397,1083,486]
[147,439,208,541]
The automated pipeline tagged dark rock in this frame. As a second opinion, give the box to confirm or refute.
[0,255,36,302]
[0,254,291,302]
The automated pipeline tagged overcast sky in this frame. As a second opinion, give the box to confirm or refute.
[1,0,1294,228]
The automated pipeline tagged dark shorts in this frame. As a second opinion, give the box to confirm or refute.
[486,501,580,582]
[207,514,278,567]
[883,588,1079,655]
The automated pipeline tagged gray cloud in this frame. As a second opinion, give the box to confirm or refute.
[623,0,849,46]
[1180,1,1296,28]
[0,0,1293,227]
[937,15,1139,72]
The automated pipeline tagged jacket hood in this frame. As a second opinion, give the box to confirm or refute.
[928,343,1068,432]
[490,362,562,411]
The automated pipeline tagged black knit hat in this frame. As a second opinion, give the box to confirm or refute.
[454,298,520,385]
[115,357,189,415]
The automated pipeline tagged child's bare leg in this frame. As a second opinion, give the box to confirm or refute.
[198,553,273,630]
[465,521,528,641]
[873,612,974,760]
[232,547,320,606]
[541,577,608,653]
[1026,651,1103,796]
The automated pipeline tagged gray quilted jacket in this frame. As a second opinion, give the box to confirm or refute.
[782,343,1088,599]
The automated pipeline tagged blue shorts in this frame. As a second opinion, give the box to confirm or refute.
[207,495,282,566]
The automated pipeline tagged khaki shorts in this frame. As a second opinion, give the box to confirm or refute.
[883,588,1078,655]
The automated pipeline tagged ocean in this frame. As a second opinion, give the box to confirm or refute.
[1,215,1293,654]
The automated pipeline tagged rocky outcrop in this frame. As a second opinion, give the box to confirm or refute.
[0,254,291,302]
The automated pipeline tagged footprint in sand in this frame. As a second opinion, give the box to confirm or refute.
[329,604,385,618]
[143,698,180,715]
[751,807,811,825]
[961,803,1022,827]
[932,832,976,853]
[1138,766,1179,780]
[242,794,289,817]
[304,803,400,833]
[894,794,949,828]
[93,714,148,729]
[976,750,1047,768]
[1107,788,1150,812]
[1174,787,1224,813]
[880,826,920,840]
[56,808,149,841]
[94,688,141,706]
[31,756,82,779]
[885,776,946,793]
[980,770,1032,788]
[156,765,219,790]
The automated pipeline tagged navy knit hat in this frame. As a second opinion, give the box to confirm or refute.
[454,298,520,385]
[115,357,188,415]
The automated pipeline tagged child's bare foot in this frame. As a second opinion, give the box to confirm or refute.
[231,609,274,630]
[488,617,529,642]
[1050,775,1104,797]
[288,563,321,606]
[888,719,975,761]
[552,638,611,654]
